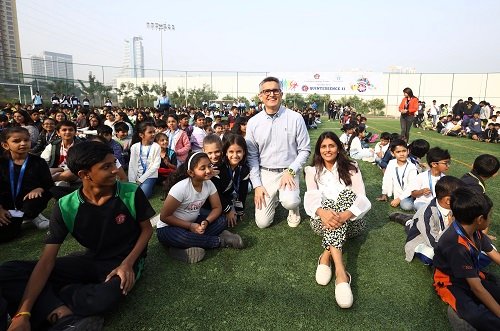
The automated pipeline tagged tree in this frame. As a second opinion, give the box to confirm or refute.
[366,98,386,115]
[115,82,135,107]
[187,84,218,107]
[79,72,113,106]
[170,87,187,108]
[284,93,306,109]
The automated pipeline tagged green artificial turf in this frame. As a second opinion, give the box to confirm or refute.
[1,118,498,330]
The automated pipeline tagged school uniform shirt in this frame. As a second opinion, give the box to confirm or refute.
[381,159,418,200]
[373,142,388,160]
[405,198,451,262]
[410,170,445,207]
[46,182,155,260]
[0,154,54,208]
[433,222,493,307]
[339,133,351,149]
[156,178,217,229]
[128,142,161,183]
[303,163,371,221]
[190,126,206,152]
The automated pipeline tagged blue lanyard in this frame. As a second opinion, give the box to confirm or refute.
[139,144,152,171]
[227,165,241,197]
[428,171,443,197]
[395,162,409,189]
[436,208,445,231]
[9,156,29,209]
[452,221,481,271]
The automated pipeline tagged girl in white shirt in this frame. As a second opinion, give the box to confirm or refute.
[156,152,244,264]
[128,122,161,198]
[304,131,371,309]
[347,128,374,160]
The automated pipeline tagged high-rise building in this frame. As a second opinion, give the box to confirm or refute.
[120,36,144,78]
[43,51,74,80]
[30,51,74,81]
[31,55,45,78]
[0,0,23,81]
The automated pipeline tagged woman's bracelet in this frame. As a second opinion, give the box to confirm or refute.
[203,219,210,225]
[12,312,31,319]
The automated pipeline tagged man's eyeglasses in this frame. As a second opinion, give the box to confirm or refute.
[260,89,281,96]
[436,161,451,166]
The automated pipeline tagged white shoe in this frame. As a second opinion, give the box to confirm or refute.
[150,213,160,227]
[315,253,332,285]
[287,208,301,227]
[32,214,50,230]
[335,272,353,308]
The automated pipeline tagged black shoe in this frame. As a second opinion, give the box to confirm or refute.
[389,212,413,226]
[49,315,104,331]
[219,230,244,249]
[169,247,205,263]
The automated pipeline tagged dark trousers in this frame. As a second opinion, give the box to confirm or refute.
[156,215,227,249]
[0,254,129,329]
[0,193,51,243]
[400,115,414,141]
[451,275,500,331]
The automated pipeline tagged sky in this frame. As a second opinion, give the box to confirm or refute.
[16,0,500,81]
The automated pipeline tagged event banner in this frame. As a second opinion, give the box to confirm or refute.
[269,72,385,96]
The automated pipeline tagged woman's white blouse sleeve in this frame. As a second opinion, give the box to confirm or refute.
[304,166,322,219]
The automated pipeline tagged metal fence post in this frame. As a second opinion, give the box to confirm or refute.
[449,73,455,107]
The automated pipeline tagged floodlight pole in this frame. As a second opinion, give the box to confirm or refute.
[146,22,175,88]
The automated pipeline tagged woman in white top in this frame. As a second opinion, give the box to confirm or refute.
[304,131,371,309]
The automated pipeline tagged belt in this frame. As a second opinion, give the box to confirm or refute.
[260,166,287,173]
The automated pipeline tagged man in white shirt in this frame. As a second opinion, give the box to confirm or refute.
[429,100,439,127]
[246,77,311,228]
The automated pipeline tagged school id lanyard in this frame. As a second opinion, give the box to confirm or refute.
[395,162,409,189]
[428,171,444,197]
[227,165,241,198]
[452,221,481,271]
[139,144,152,171]
[9,156,29,210]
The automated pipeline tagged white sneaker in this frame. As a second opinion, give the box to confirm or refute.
[287,208,301,227]
[150,213,160,227]
[32,214,50,230]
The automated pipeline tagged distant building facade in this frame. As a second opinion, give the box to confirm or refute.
[0,0,23,81]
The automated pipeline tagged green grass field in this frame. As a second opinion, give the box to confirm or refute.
[1,118,499,330]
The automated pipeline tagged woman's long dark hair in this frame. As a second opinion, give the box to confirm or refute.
[231,116,247,136]
[312,131,357,186]
[13,110,34,126]
[163,152,209,194]
[403,87,414,98]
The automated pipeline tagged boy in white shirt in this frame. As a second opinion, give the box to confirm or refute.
[374,132,390,165]
[377,139,418,211]
[410,147,451,211]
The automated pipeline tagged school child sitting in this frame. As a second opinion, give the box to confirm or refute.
[433,188,500,331]
[376,139,418,211]
[40,120,82,188]
[0,127,53,239]
[461,154,499,195]
[421,116,434,130]
[222,134,251,223]
[97,125,124,165]
[0,141,155,331]
[468,112,484,140]
[128,122,161,199]
[407,139,430,173]
[442,118,463,136]
[155,133,177,183]
[113,122,132,169]
[404,176,463,264]
[483,122,498,143]
[156,152,244,264]
[347,127,374,161]
[201,135,237,227]
[339,123,355,150]
[410,147,451,211]
[373,132,390,165]
[377,133,401,170]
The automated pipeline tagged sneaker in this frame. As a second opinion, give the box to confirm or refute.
[287,208,301,228]
[32,214,50,230]
[389,212,413,226]
[169,247,205,264]
[219,230,244,249]
[54,181,70,187]
[49,315,104,331]
[150,213,160,228]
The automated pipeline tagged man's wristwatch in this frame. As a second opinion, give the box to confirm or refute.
[285,168,296,177]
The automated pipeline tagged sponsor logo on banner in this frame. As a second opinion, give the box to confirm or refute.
[273,72,384,95]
